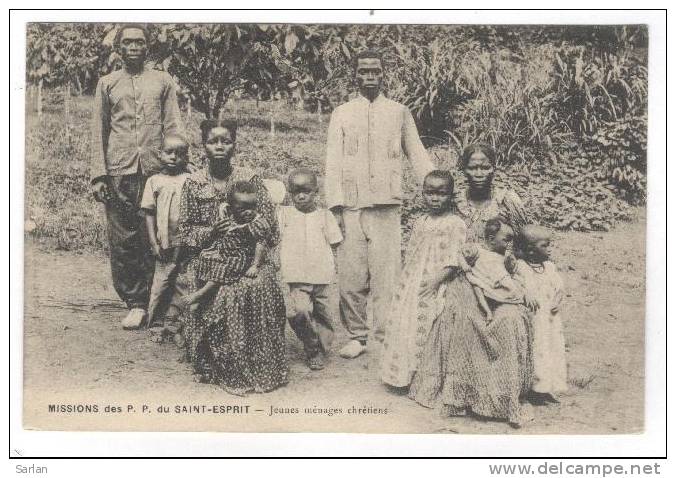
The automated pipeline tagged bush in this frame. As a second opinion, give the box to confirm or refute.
[448,46,573,167]
[386,38,476,140]
[584,113,647,204]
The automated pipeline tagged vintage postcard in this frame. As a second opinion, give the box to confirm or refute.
[20,13,656,439]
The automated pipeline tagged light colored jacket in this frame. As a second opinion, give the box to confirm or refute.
[325,94,434,210]
[90,66,184,182]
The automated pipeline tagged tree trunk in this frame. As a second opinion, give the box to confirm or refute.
[186,98,192,121]
[270,103,275,138]
[37,78,43,119]
[317,98,322,123]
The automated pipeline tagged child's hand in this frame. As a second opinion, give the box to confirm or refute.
[461,244,479,266]
[226,223,250,234]
[524,294,540,312]
[420,272,444,298]
[244,265,259,278]
[211,218,234,236]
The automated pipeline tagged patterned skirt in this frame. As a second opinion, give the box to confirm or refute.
[409,275,532,423]
[180,259,288,396]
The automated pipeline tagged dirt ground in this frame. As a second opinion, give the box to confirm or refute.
[23,212,645,435]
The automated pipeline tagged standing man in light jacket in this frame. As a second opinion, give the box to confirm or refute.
[90,24,184,330]
[325,49,434,359]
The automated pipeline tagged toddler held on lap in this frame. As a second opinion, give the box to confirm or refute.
[181,180,269,308]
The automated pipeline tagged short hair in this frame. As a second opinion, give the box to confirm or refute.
[460,143,497,169]
[200,118,238,144]
[513,225,550,257]
[287,168,318,191]
[484,218,504,240]
[423,169,455,192]
[162,134,188,151]
[227,180,257,205]
[353,48,384,70]
[114,24,151,48]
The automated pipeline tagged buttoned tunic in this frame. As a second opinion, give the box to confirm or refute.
[90,66,183,182]
[324,94,434,210]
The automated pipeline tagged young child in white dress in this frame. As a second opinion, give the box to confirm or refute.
[381,170,467,387]
[512,225,567,403]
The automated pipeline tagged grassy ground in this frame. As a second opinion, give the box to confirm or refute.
[23,91,645,434]
[25,92,339,251]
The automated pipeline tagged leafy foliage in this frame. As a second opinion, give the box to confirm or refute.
[26,23,113,94]
[152,24,282,119]
[386,38,475,139]
[25,23,648,243]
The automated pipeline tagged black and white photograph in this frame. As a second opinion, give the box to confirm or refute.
[10,8,667,459]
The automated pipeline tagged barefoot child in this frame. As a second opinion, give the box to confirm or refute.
[278,169,343,370]
[512,225,567,403]
[381,170,467,387]
[182,181,268,307]
[461,219,526,323]
[141,135,191,339]
[459,219,526,360]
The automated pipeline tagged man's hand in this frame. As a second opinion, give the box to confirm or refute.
[150,241,163,261]
[91,178,111,203]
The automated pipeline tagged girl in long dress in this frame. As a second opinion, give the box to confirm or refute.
[381,170,467,388]
[409,144,532,427]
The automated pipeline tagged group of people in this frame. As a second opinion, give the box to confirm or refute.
[90,24,567,427]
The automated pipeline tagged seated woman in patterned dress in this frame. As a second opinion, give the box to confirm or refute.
[177,118,288,396]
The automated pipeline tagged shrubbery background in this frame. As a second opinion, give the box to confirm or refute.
[25,23,646,251]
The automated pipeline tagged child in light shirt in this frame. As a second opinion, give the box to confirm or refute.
[141,135,191,341]
[278,169,343,370]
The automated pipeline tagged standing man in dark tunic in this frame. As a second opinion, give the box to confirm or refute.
[90,24,184,329]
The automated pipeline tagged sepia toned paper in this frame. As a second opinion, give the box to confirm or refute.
[22,18,648,436]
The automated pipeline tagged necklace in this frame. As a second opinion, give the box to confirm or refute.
[526,261,545,274]
[209,166,233,195]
